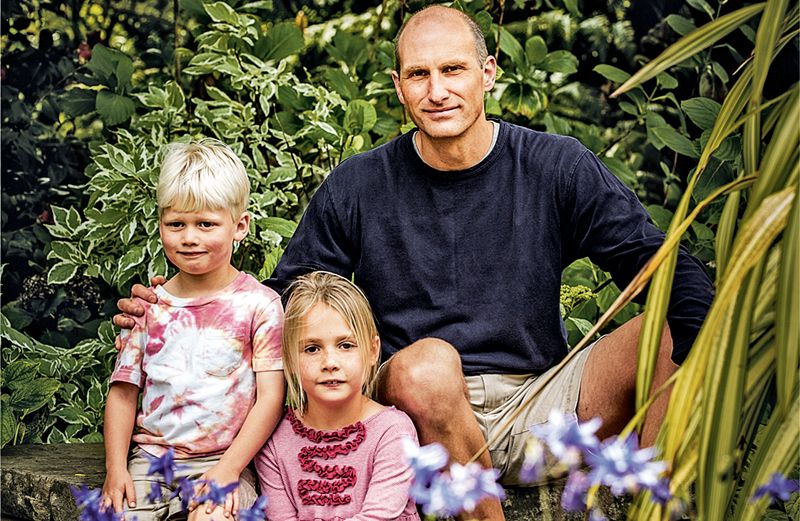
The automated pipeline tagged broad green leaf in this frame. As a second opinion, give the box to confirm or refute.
[86,44,117,80]
[61,89,97,117]
[324,69,360,101]
[498,28,525,68]
[262,217,296,238]
[525,36,547,64]
[657,72,678,90]
[204,1,238,24]
[48,261,80,285]
[1,407,17,448]
[682,97,721,130]
[687,0,715,18]
[343,100,377,135]
[651,126,699,158]
[593,64,630,84]
[254,22,305,61]
[325,31,368,69]
[9,378,60,412]
[52,405,93,426]
[96,91,136,126]
[539,50,578,74]
[114,57,133,93]
[117,246,146,274]
[666,14,696,36]
[613,4,766,97]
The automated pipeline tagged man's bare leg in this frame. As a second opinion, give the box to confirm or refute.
[376,338,505,521]
[578,314,678,446]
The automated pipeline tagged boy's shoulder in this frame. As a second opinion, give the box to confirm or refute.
[232,272,281,301]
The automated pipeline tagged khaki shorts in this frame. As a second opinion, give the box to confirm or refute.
[124,446,258,521]
[468,342,596,486]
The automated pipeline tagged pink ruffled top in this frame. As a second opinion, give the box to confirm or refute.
[256,407,421,521]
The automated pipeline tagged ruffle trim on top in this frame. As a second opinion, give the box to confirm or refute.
[287,408,366,506]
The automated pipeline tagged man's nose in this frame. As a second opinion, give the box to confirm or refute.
[428,73,449,103]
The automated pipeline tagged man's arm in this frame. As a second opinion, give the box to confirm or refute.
[195,371,285,516]
[102,382,139,512]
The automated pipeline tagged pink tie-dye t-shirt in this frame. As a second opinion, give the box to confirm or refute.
[110,271,283,458]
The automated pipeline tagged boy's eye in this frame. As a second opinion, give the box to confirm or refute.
[165,222,184,229]
[198,221,216,228]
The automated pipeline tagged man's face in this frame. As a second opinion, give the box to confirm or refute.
[392,14,496,142]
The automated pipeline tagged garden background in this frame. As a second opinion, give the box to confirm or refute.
[1,0,798,519]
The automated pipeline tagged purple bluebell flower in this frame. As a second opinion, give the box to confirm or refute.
[146,482,162,504]
[531,410,601,470]
[70,485,124,521]
[194,480,239,507]
[586,433,667,496]
[145,448,179,485]
[752,472,800,503]
[237,496,268,521]
[561,470,590,512]
[650,478,672,505]
[520,437,546,483]
[70,485,102,509]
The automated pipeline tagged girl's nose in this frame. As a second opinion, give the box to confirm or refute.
[321,349,340,371]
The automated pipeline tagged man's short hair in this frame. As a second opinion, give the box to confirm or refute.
[393,5,489,70]
[157,138,250,221]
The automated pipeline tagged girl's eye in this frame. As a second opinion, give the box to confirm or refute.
[339,341,356,350]
[303,344,319,353]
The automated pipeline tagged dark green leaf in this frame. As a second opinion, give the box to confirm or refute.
[539,51,578,74]
[666,14,696,36]
[9,378,60,412]
[652,126,699,157]
[326,31,368,69]
[52,405,93,425]
[525,36,547,65]
[1,407,17,448]
[262,217,297,238]
[324,69,360,101]
[86,44,117,80]
[3,360,38,390]
[682,97,721,130]
[96,91,136,126]
[61,89,97,117]
[498,28,525,68]
[255,22,304,62]
[594,64,630,83]
[343,100,377,134]
[48,261,80,285]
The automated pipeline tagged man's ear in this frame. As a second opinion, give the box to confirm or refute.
[483,55,497,92]
[392,71,406,105]
[234,212,250,242]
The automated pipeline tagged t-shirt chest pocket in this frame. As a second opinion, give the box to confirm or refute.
[200,326,249,377]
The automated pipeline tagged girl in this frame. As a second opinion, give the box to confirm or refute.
[255,271,421,520]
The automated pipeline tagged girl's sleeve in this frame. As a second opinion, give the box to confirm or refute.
[345,413,419,521]
[255,437,299,521]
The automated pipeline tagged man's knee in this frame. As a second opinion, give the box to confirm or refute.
[378,337,466,415]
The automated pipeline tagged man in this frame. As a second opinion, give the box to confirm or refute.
[117,6,713,520]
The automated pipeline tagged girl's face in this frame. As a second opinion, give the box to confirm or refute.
[298,302,378,415]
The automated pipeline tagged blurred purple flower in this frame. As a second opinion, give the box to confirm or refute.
[586,433,667,497]
[531,410,601,469]
[71,485,102,509]
[520,437,546,483]
[403,438,450,504]
[237,496,269,521]
[561,470,590,512]
[194,480,239,506]
[422,463,504,516]
[170,476,197,511]
[145,448,179,485]
[650,478,671,505]
[146,482,162,504]
[70,485,123,521]
[752,472,800,503]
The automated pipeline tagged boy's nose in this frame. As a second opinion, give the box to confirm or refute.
[181,227,199,245]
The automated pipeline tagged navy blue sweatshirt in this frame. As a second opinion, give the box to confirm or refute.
[267,121,713,375]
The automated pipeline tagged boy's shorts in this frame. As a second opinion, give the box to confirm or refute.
[124,446,258,521]
[468,341,597,486]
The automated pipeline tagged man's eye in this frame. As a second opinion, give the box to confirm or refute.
[409,70,426,78]
[444,66,462,73]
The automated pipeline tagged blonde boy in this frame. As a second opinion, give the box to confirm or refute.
[102,139,285,521]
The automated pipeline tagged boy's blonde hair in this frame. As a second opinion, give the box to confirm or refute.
[157,139,249,220]
[282,271,380,415]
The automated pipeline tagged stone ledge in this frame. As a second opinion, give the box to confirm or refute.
[0,443,629,520]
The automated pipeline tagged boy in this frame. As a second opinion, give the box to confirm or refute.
[102,139,285,521]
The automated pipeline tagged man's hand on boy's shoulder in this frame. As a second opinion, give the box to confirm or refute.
[113,276,167,336]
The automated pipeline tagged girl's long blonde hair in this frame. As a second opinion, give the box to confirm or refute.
[282,271,380,415]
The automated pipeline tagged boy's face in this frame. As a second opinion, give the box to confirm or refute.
[159,207,249,278]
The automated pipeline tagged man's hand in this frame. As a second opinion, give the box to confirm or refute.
[112,276,166,333]
[102,466,136,513]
